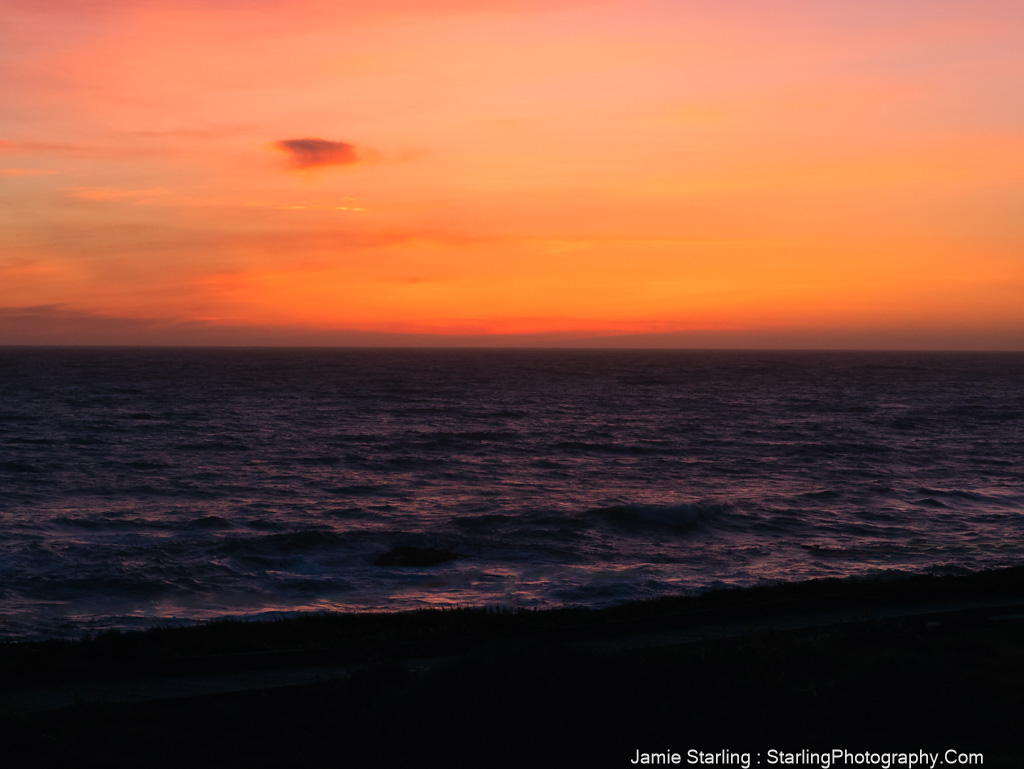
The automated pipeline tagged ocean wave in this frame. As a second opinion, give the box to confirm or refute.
[174,440,251,452]
[555,441,662,455]
[188,515,234,529]
[451,513,513,529]
[51,515,170,531]
[912,488,1001,503]
[294,455,343,465]
[218,529,348,557]
[1,460,41,473]
[3,347,1023,639]
[588,502,724,528]
[797,489,844,501]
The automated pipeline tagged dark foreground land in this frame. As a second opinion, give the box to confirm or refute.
[3,568,1024,768]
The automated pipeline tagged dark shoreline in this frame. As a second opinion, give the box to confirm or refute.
[5,565,1024,677]
[4,566,1024,767]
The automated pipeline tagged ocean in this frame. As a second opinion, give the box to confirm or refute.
[1,347,1022,640]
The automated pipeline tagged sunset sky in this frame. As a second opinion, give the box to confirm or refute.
[2,0,1023,348]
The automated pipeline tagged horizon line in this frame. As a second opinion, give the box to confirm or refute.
[4,343,1023,354]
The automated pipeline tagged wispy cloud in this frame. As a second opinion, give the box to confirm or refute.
[3,0,599,23]
[70,187,165,202]
[274,138,366,170]
[0,139,93,156]
[0,304,614,348]
[1,168,58,177]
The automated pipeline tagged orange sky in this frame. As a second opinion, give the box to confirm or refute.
[2,0,1023,348]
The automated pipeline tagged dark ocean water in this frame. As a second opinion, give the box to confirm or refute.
[1,347,1022,640]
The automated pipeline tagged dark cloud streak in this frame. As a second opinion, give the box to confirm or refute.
[275,138,362,170]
